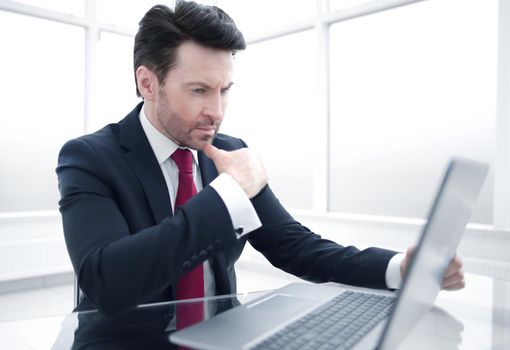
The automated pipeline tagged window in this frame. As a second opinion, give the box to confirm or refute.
[330,0,378,12]
[12,0,83,16]
[217,0,316,39]
[328,0,497,223]
[96,0,165,29]
[0,11,84,212]
[0,0,506,227]
[93,32,139,131]
[223,30,317,208]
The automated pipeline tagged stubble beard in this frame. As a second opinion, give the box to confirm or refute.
[157,108,220,150]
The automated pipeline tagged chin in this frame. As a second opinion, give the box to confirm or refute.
[189,138,214,151]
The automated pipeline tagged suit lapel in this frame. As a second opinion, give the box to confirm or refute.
[197,150,218,186]
[119,103,172,224]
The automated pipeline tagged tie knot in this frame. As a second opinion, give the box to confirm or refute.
[171,149,193,174]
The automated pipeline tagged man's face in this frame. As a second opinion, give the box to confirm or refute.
[150,41,234,150]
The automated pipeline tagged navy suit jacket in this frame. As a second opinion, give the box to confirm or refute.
[57,103,397,316]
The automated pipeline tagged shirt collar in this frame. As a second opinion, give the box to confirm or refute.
[139,104,199,166]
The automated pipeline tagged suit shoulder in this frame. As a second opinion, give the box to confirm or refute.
[60,123,120,153]
[57,123,122,170]
[213,133,247,150]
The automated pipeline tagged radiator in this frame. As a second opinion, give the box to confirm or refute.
[0,237,72,282]
[0,212,72,282]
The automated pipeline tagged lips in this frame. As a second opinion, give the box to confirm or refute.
[196,126,215,131]
[194,126,216,138]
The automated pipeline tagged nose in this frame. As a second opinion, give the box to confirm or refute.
[203,92,224,122]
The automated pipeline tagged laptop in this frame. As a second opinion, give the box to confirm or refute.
[170,158,489,350]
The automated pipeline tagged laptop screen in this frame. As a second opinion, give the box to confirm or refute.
[378,158,489,349]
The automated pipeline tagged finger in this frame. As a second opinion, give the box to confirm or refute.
[203,144,225,162]
[442,271,465,290]
[400,246,416,278]
[406,246,416,259]
[444,254,463,278]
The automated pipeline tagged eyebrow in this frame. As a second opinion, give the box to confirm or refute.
[223,82,234,90]
[185,82,234,90]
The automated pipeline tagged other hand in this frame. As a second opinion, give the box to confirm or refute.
[400,247,465,290]
[204,144,268,198]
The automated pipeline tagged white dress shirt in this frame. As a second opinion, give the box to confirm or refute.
[138,106,404,293]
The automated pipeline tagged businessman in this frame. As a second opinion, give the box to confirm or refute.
[56,0,464,320]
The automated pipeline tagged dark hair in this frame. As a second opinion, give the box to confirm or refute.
[133,0,246,97]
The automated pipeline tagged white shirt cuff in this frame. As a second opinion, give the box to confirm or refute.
[209,173,262,238]
[385,253,405,289]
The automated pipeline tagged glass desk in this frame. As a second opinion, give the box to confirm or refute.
[51,290,270,350]
[3,272,509,350]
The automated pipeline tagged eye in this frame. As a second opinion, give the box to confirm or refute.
[192,88,206,94]
[221,87,231,95]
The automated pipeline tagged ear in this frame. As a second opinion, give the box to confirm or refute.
[136,65,158,100]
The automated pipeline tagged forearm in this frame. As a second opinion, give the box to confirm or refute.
[247,186,397,289]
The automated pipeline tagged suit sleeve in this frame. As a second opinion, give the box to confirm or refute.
[56,138,240,315]
[215,135,398,289]
[248,186,397,290]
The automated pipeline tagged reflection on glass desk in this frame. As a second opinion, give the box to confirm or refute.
[50,290,269,350]
[39,273,510,349]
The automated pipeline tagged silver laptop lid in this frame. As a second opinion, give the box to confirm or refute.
[378,157,489,349]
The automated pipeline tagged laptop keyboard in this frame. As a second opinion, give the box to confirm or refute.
[250,290,395,350]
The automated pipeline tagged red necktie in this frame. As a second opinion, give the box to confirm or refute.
[171,149,205,331]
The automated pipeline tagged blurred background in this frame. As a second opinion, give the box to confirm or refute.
[0,0,508,346]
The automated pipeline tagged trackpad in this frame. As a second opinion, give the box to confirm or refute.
[170,293,316,349]
[247,294,314,315]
